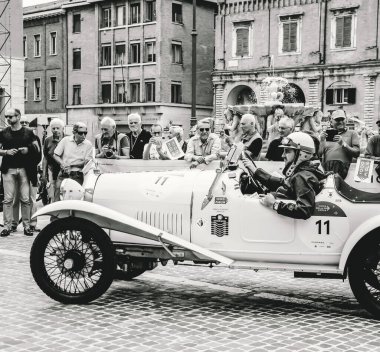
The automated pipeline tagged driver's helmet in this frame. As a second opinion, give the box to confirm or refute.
[278,132,315,177]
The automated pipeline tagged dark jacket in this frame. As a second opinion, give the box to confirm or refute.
[127,129,152,159]
[255,160,327,220]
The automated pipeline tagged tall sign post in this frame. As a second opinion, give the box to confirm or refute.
[190,0,197,128]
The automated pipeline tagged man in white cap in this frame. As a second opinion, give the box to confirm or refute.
[319,109,360,179]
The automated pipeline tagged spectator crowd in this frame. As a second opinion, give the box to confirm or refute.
[1,106,380,236]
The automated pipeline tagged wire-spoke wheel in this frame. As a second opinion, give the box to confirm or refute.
[30,218,116,304]
[348,236,380,319]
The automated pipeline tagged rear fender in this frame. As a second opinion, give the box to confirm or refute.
[339,215,380,271]
[33,201,233,265]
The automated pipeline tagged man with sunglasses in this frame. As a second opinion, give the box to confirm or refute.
[365,119,380,157]
[95,116,130,159]
[185,119,221,168]
[53,122,92,187]
[0,108,41,237]
[319,110,360,179]
[243,132,326,220]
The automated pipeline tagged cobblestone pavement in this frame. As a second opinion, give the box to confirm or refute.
[0,220,380,352]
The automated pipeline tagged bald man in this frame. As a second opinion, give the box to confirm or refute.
[240,114,262,161]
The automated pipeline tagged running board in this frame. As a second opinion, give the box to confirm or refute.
[229,261,342,274]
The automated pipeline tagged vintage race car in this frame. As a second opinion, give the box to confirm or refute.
[30,153,380,319]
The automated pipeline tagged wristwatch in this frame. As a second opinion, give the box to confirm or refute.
[273,201,280,211]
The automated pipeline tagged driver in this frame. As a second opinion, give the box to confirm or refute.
[242,132,326,220]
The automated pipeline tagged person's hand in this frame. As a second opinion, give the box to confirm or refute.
[320,131,327,142]
[190,161,199,169]
[242,156,257,174]
[6,148,18,156]
[333,135,345,146]
[259,193,276,208]
[196,156,205,164]
[155,139,162,150]
[18,147,28,155]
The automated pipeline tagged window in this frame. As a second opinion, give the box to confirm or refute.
[171,82,181,103]
[145,0,156,22]
[101,44,112,66]
[130,2,141,24]
[50,32,57,55]
[73,85,81,105]
[34,78,41,101]
[331,12,356,49]
[232,22,252,57]
[171,42,182,63]
[326,87,356,105]
[130,82,140,102]
[115,82,126,103]
[34,34,41,57]
[101,82,111,103]
[73,48,81,69]
[279,16,301,54]
[24,79,28,101]
[130,42,141,64]
[73,13,81,32]
[116,5,126,26]
[115,43,126,65]
[144,41,156,62]
[23,36,27,58]
[145,81,155,102]
[172,3,182,24]
[50,77,57,100]
[101,7,111,28]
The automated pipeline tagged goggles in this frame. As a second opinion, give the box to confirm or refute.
[278,137,314,153]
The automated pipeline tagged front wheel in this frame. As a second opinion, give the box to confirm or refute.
[30,218,116,304]
[348,236,380,319]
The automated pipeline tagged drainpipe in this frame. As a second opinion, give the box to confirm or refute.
[268,1,271,68]
[376,0,380,60]
[320,0,328,112]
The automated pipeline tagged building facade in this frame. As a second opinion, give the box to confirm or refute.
[213,0,380,127]
[23,0,67,130]
[63,0,216,140]
[0,0,24,123]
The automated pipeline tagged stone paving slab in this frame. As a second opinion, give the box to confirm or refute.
[0,224,380,351]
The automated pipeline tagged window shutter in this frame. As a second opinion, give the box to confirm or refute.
[347,88,356,104]
[343,16,352,47]
[335,17,344,47]
[236,28,249,56]
[289,22,298,52]
[326,89,334,105]
[282,23,290,52]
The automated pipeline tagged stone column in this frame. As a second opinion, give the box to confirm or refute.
[363,74,377,126]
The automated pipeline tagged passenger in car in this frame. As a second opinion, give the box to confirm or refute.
[242,132,327,220]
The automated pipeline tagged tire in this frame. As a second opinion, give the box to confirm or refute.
[30,218,116,304]
[348,236,380,319]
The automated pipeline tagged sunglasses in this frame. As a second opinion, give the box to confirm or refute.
[5,115,15,119]
[76,131,87,136]
[334,118,345,122]
[199,128,210,132]
[152,131,162,136]
[20,121,29,125]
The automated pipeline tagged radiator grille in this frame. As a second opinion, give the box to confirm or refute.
[136,210,183,236]
[211,214,229,238]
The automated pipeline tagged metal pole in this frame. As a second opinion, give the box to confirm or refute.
[190,0,197,127]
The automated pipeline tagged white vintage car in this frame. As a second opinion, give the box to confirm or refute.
[30,153,380,319]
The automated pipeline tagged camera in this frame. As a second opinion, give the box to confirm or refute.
[104,147,116,158]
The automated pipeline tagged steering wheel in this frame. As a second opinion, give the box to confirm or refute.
[241,150,267,194]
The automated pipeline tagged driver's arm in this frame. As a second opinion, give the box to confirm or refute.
[276,173,317,220]
[254,168,284,192]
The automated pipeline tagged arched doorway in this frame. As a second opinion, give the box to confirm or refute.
[226,85,257,106]
[282,83,305,104]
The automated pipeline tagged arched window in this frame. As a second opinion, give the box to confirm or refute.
[282,83,305,104]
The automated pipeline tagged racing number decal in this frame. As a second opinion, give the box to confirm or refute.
[315,220,330,235]
[297,202,349,252]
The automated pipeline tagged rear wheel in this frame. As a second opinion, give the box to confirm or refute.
[30,218,116,304]
[348,236,380,319]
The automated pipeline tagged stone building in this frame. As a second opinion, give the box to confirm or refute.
[63,0,216,140]
[213,0,380,127]
[23,0,67,130]
[0,0,24,122]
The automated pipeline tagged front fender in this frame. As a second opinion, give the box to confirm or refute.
[339,215,380,271]
[33,201,233,266]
